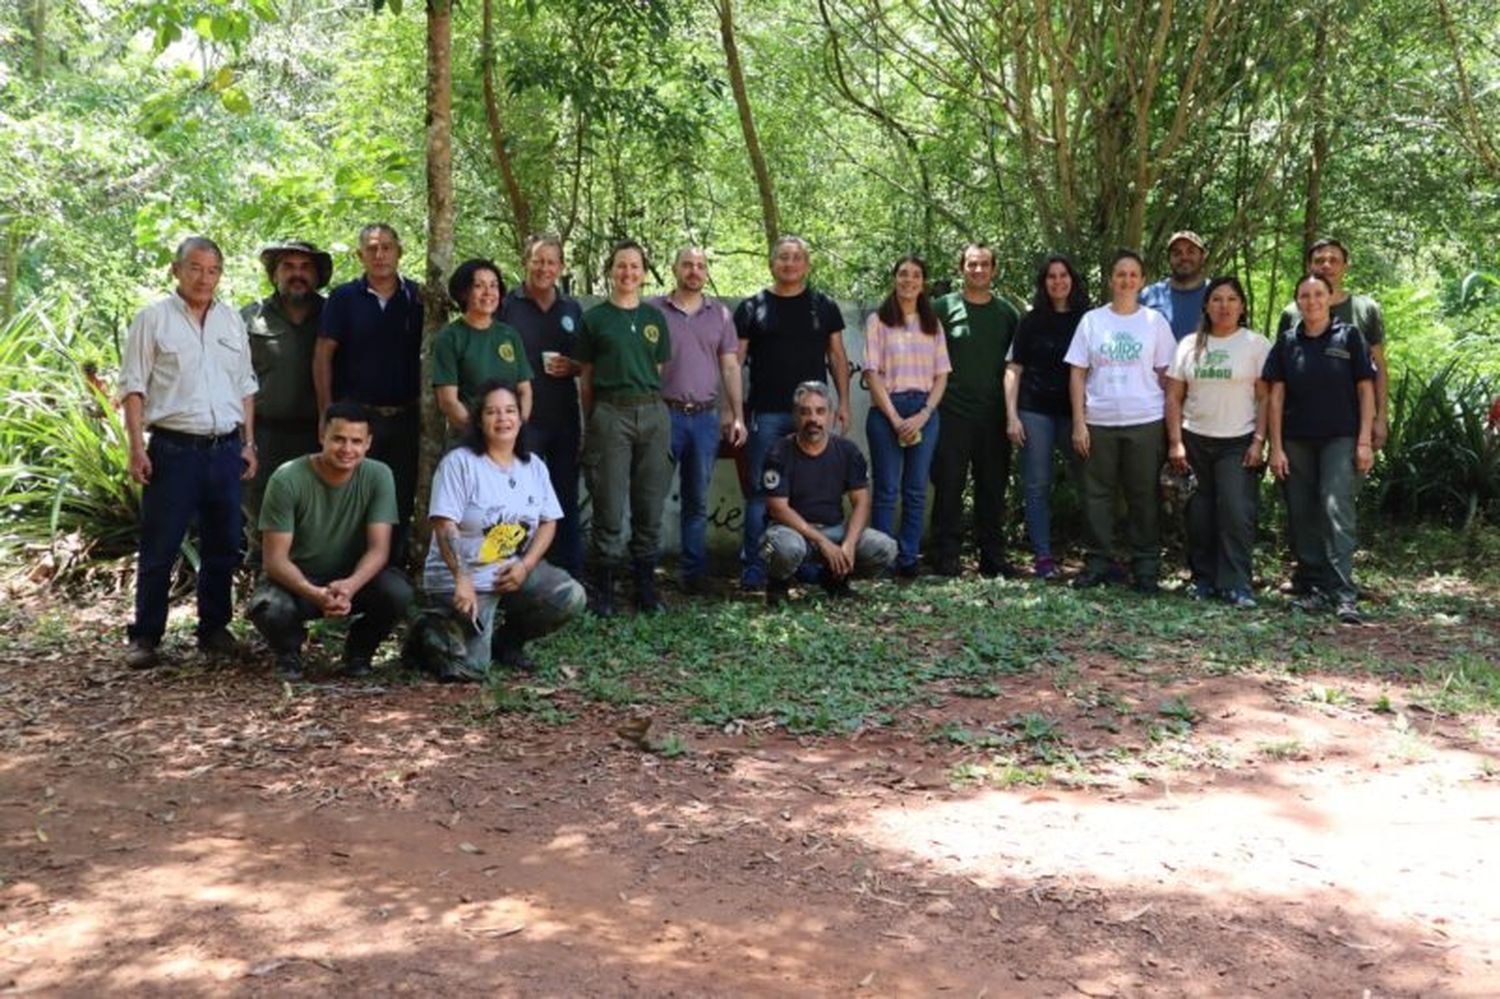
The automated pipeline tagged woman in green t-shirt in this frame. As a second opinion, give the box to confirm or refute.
[578,240,673,616]
[432,258,533,432]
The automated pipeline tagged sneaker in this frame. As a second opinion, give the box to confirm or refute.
[1032,556,1057,580]
[1335,600,1363,626]
[274,651,305,681]
[343,655,373,678]
[739,566,768,592]
[125,637,160,670]
[1072,569,1109,589]
[1291,590,1331,614]
[197,629,243,659]
[1186,580,1216,601]
[765,579,790,609]
[1224,588,1258,609]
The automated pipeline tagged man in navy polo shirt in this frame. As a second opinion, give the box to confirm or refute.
[314,223,424,563]
[500,233,585,577]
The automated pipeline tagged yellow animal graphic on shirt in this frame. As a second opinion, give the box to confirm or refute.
[478,522,527,564]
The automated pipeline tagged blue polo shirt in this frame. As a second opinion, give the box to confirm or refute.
[500,285,583,429]
[319,275,424,405]
[1140,279,1208,341]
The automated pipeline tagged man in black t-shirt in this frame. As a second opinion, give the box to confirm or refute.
[735,236,852,591]
[761,382,896,606]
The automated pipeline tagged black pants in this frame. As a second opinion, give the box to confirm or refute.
[528,417,584,578]
[365,407,419,564]
[928,407,1010,569]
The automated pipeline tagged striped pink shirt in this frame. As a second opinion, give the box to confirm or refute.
[863,313,952,393]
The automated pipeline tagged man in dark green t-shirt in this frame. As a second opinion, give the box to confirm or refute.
[929,243,1020,577]
[248,401,413,681]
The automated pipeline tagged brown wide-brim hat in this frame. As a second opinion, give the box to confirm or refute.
[259,240,334,289]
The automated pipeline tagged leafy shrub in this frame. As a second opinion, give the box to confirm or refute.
[0,304,142,581]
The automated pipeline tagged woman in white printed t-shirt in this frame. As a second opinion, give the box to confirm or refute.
[1164,276,1271,608]
[425,380,586,677]
[1065,250,1177,592]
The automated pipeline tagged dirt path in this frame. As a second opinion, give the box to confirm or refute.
[3,643,1498,997]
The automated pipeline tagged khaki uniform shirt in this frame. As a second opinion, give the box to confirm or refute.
[119,293,258,435]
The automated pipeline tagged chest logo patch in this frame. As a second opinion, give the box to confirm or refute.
[498,342,516,363]
[762,468,781,491]
[643,323,661,345]
[561,315,576,333]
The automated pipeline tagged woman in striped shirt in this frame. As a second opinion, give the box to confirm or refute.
[864,255,952,577]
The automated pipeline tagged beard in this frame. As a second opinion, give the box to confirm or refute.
[277,286,315,305]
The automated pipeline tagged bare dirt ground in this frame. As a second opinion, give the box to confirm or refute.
[3,600,1499,997]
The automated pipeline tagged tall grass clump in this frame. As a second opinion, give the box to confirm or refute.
[0,303,142,582]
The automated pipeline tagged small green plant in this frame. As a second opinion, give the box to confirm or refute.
[653,733,689,758]
[1258,739,1304,760]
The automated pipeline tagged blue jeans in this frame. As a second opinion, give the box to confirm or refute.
[1017,409,1072,559]
[669,407,722,581]
[866,390,940,568]
[129,433,244,643]
[741,409,796,579]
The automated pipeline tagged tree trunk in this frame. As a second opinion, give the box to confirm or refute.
[481,0,533,257]
[1302,19,1329,252]
[718,0,780,252]
[30,0,46,78]
[415,0,454,562]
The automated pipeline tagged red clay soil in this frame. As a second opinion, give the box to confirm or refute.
[3,636,1499,996]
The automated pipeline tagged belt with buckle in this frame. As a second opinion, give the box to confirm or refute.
[150,427,243,449]
[664,398,716,415]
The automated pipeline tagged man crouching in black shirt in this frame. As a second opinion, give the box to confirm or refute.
[760,381,896,607]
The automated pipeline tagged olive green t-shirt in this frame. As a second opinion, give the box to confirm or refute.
[1277,294,1386,348]
[258,455,399,579]
[242,295,324,424]
[430,318,534,408]
[577,301,672,396]
[934,291,1019,419]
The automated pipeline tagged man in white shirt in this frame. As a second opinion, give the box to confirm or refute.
[120,236,259,668]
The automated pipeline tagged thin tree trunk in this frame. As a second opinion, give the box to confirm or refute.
[1302,19,1329,251]
[415,0,454,561]
[1434,0,1499,176]
[30,0,46,78]
[481,0,533,256]
[717,0,780,251]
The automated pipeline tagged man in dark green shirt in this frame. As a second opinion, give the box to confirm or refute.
[241,240,333,526]
[248,400,413,681]
[929,243,1020,577]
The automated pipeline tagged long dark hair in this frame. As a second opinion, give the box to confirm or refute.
[461,379,533,460]
[1193,275,1249,359]
[875,255,939,335]
[1031,253,1090,313]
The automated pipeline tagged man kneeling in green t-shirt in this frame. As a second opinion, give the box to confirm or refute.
[248,400,414,680]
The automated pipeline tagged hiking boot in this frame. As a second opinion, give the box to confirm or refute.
[739,565,767,592]
[342,654,373,678]
[680,575,711,597]
[1131,577,1160,595]
[588,568,616,617]
[125,637,160,670]
[1032,556,1057,580]
[895,561,921,579]
[765,578,791,609]
[979,559,1021,579]
[633,562,664,613]
[821,576,856,599]
[1335,600,1363,626]
[1186,580,1216,601]
[1072,569,1109,589]
[197,628,243,659]
[274,651,305,681]
[1104,561,1130,585]
[493,625,537,671]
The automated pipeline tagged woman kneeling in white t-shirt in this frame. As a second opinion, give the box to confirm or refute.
[1165,276,1271,608]
[1065,250,1177,592]
[425,380,586,675]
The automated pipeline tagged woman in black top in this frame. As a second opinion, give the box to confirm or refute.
[1004,254,1089,578]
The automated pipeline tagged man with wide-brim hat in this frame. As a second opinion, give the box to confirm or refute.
[241,239,335,532]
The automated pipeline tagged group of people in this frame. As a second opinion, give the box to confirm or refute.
[116,225,1385,681]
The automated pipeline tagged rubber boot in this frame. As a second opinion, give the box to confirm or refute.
[588,568,616,617]
[633,561,664,613]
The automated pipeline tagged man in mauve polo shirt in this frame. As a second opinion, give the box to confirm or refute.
[120,236,259,669]
[499,233,585,577]
[648,247,746,594]
[314,223,424,562]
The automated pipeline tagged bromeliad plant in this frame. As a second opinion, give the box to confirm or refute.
[0,303,143,582]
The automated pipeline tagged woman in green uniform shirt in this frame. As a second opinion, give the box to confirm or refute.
[431,258,533,432]
[578,240,673,615]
